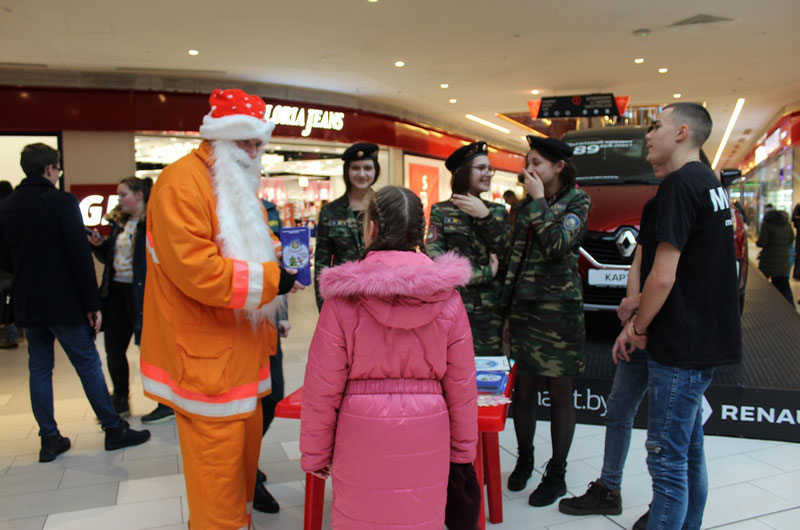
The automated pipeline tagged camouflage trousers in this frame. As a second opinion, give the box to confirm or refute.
[508,300,586,377]
[466,307,504,356]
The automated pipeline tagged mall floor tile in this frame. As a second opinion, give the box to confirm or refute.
[0,285,798,529]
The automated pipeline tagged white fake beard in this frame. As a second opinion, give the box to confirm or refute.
[210,140,284,326]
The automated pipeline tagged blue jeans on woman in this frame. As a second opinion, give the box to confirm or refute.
[27,324,121,438]
[646,358,714,530]
[600,348,650,489]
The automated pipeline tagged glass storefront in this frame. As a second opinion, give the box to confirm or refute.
[738,146,795,236]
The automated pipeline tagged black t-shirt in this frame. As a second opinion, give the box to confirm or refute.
[646,161,742,369]
[637,197,657,291]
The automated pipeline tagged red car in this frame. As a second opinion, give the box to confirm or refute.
[563,126,748,312]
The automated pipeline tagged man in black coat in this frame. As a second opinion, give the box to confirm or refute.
[0,143,150,463]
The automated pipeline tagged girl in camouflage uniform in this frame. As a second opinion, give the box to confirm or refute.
[314,143,380,310]
[503,136,590,507]
[426,141,510,355]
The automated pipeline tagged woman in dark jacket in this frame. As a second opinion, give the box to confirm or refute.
[313,142,380,310]
[90,177,163,417]
[503,136,591,507]
[792,203,800,280]
[757,204,795,306]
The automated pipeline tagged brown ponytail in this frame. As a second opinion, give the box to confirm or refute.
[362,186,426,257]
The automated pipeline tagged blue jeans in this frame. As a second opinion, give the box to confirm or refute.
[646,359,714,530]
[600,348,649,489]
[27,324,121,438]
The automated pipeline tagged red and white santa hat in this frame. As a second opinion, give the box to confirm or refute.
[199,88,275,144]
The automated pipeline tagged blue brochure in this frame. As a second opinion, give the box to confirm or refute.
[476,371,509,394]
[280,227,311,286]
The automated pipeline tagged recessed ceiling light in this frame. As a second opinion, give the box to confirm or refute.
[531,89,540,95]
[188,49,199,56]
[673,93,682,99]
[368,0,378,3]
[634,58,644,64]
[440,83,449,89]
[658,67,668,74]
[449,98,457,104]
[394,60,405,68]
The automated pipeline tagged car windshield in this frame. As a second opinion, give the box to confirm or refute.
[566,136,659,184]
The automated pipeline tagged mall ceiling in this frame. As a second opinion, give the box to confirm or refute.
[2,0,799,167]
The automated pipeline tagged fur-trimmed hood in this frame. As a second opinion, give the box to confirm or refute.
[319,251,471,329]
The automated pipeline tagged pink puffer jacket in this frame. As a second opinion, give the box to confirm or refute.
[300,250,478,530]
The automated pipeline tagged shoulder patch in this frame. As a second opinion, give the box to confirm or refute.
[426,224,439,244]
[563,213,581,231]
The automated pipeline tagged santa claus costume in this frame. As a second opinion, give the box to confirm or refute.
[141,89,284,530]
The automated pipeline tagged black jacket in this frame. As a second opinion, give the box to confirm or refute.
[756,209,794,277]
[91,208,147,343]
[0,176,101,327]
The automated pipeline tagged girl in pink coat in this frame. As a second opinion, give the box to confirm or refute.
[300,186,479,529]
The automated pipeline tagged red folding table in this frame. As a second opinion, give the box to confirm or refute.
[274,365,516,530]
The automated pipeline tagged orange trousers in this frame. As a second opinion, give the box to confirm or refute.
[176,401,263,530]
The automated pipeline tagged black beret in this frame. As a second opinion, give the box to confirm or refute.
[445,141,489,172]
[342,142,379,162]
[526,135,573,161]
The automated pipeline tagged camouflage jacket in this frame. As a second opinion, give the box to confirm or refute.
[314,194,365,310]
[425,199,510,311]
[502,186,591,305]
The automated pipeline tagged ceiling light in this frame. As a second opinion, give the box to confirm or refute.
[712,97,745,170]
[440,83,449,89]
[658,67,668,74]
[394,60,405,68]
[531,89,540,95]
[449,98,457,104]
[188,49,199,56]
[368,0,378,2]
[465,114,510,134]
[673,93,682,99]
[634,58,644,64]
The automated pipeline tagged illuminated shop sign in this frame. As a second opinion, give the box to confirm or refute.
[264,104,345,137]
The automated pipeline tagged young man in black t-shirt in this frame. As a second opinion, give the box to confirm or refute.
[613,103,742,530]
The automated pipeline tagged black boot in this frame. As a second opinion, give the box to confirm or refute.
[558,479,621,515]
[529,460,567,507]
[39,433,71,462]
[507,452,534,492]
[633,507,650,529]
[112,394,130,417]
[253,481,280,513]
[104,420,151,451]
[257,468,267,483]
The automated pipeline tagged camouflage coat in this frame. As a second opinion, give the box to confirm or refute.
[426,199,511,311]
[314,194,365,310]
[502,186,591,305]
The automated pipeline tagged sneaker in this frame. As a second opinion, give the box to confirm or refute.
[39,433,71,462]
[559,479,621,516]
[112,394,130,418]
[253,481,280,513]
[141,403,174,424]
[104,420,150,451]
[507,453,534,492]
[633,507,650,529]
[529,460,567,507]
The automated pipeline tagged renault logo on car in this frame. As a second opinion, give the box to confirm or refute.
[616,229,637,258]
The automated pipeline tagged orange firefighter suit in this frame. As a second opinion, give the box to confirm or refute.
[141,140,280,530]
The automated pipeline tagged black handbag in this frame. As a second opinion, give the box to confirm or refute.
[444,462,481,530]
